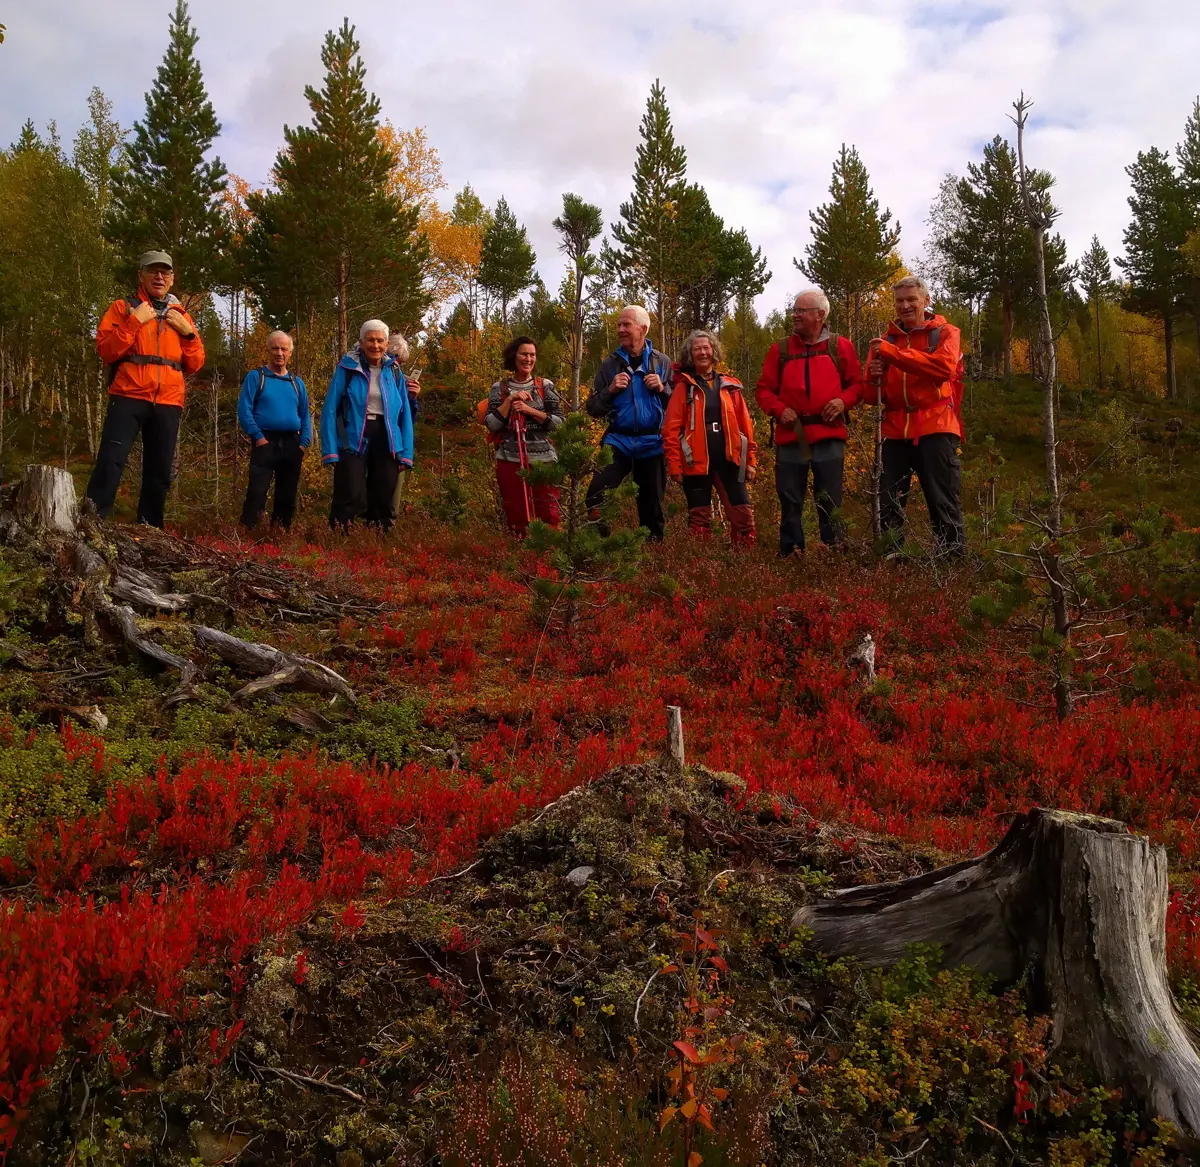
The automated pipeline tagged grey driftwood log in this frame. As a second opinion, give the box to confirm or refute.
[792,808,1200,1138]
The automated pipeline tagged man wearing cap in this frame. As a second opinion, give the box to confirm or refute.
[86,251,205,527]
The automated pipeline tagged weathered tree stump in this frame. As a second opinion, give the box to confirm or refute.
[792,808,1200,1137]
[15,464,78,534]
[664,704,686,772]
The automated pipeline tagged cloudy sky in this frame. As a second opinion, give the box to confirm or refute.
[4,0,1198,314]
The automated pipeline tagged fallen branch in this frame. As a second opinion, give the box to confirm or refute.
[193,626,357,705]
[247,1061,366,1104]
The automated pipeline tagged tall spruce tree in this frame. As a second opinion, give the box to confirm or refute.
[1117,147,1192,400]
[478,196,536,329]
[1078,236,1117,389]
[107,0,226,291]
[246,19,427,354]
[609,80,688,350]
[935,135,1068,378]
[553,193,604,408]
[795,144,900,345]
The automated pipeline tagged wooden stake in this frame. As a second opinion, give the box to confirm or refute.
[665,705,685,770]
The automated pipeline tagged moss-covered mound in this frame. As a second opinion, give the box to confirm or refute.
[14,763,1181,1166]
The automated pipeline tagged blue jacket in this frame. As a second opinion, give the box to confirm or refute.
[319,349,414,466]
[237,367,311,446]
[585,344,673,458]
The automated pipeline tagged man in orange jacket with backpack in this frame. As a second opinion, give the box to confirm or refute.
[86,251,205,528]
[864,275,965,558]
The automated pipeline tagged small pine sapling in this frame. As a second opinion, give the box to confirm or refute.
[524,412,645,635]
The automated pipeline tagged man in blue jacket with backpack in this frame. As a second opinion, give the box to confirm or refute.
[237,330,311,529]
[585,305,673,541]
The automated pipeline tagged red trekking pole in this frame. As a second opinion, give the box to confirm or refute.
[512,408,535,526]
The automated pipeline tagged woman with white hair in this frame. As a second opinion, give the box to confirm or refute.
[663,329,756,545]
[387,332,422,514]
[319,319,414,531]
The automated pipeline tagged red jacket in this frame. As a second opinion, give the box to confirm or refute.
[663,370,756,480]
[862,315,961,442]
[96,291,205,407]
[754,331,862,446]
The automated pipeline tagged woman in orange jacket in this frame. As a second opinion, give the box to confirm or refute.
[663,330,756,544]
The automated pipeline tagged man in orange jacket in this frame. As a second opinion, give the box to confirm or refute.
[86,251,205,527]
[865,276,965,558]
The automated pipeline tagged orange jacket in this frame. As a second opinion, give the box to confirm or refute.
[862,314,961,442]
[96,292,205,407]
[663,370,756,480]
[754,332,863,446]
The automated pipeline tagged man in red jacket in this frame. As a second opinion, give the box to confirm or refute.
[755,288,862,556]
[864,276,964,558]
[86,251,205,527]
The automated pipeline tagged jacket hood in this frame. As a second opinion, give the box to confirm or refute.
[338,349,398,373]
[885,312,948,341]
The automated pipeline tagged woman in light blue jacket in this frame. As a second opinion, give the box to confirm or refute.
[319,319,414,532]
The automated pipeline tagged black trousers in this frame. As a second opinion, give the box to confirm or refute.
[880,433,965,556]
[85,394,182,528]
[774,440,845,555]
[329,419,399,531]
[241,431,304,529]
[585,446,666,540]
[681,458,751,510]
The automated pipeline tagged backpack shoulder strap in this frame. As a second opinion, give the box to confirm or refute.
[926,326,942,353]
[776,337,797,382]
[825,333,843,385]
[251,367,269,412]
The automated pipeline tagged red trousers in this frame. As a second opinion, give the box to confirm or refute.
[496,458,560,536]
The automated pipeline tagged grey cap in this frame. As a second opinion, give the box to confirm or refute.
[138,250,173,270]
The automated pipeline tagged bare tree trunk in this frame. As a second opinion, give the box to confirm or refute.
[1165,312,1177,401]
[1094,296,1104,390]
[337,252,349,357]
[1001,295,1014,380]
[570,269,586,411]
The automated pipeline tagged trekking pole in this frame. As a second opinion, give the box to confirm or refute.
[512,409,535,526]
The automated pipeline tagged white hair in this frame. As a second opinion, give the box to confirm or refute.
[265,329,293,347]
[359,318,389,342]
[387,332,410,362]
[893,275,931,297]
[794,288,831,315]
[621,305,651,330]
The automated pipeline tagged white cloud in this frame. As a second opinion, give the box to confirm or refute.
[4,0,1198,320]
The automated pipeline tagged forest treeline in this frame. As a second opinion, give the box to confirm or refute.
[2,0,1200,476]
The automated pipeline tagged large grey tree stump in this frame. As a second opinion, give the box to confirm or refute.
[792,808,1200,1137]
[15,464,78,534]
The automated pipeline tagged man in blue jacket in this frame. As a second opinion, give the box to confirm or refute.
[319,319,414,532]
[585,305,672,540]
[237,330,311,529]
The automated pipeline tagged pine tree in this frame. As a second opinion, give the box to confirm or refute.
[246,19,427,354]
[553,193,604,408]
[1078,236,1117,388]
[107,0,226,291]
[478,196,536,329]
[795,144,900,346]
[725,228,771,383]
[10,120,42,154]
[935,136,1068,378]
[1117,147,1191,400]
[609,80,688,350]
